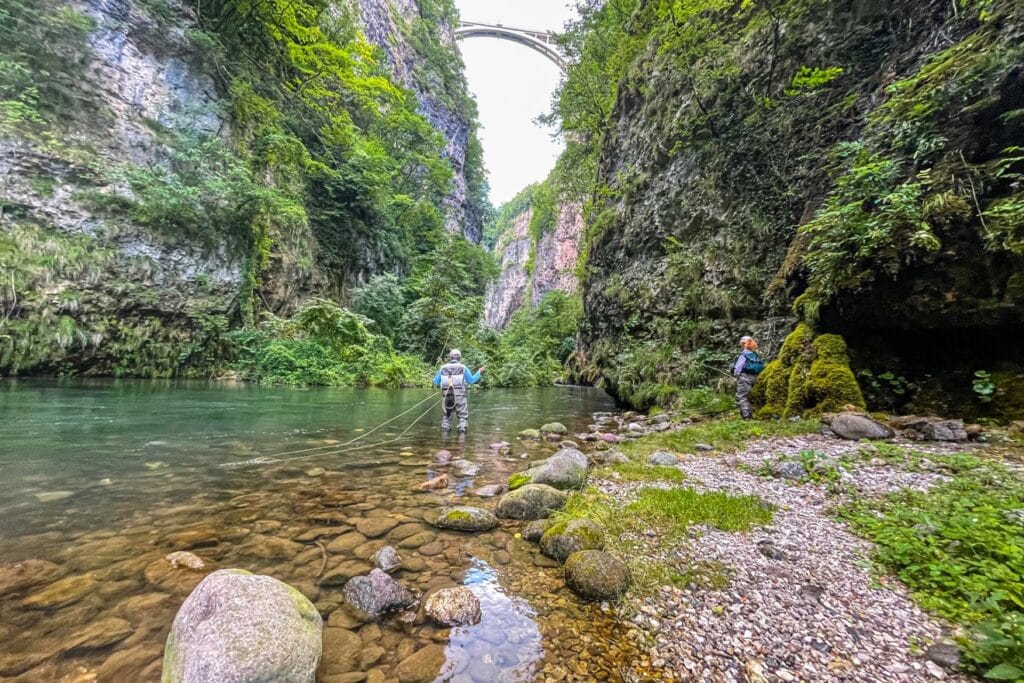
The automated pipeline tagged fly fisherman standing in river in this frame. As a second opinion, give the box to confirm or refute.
[433,349,484,433]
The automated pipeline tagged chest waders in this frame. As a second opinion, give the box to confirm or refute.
[439,363,470,432]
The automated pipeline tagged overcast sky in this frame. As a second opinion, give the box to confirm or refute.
[452,0,577,205]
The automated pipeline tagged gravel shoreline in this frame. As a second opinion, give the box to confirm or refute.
[599,434,978,683]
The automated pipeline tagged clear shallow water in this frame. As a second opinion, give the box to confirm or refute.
[0,379,642,682]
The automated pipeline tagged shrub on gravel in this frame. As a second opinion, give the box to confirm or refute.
[840,456,1024,679]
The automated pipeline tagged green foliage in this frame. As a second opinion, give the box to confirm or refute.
[626,487,773,533]
[596,460,685,484]
[228,299,428,387]
[0,0,96,135]
[785,66,844,96]
[483,291,581,388]
[840,455,1024,678]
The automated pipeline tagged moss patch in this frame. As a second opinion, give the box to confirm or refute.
[507,471,533,490]
[754,325,865,418]
[594,461,685,484]
[621,418,819,458]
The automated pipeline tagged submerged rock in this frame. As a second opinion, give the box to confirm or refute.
[22,573,97,609]
[166,551,206,571]
[425,506,498,532]
[825,413,894,441]
[518,429,542,440]
[423,587,481,626]
[162,569,322,683]
[451,459,480,476]
[649,450,679,466]
[495,484,568,520]
[394,644,447,683]
[435,449,453,465]
[342,569,415,621]
[540,519,606,563]
[371,546,402,574]
[564,550,631,600]
[473,483,505,497]
[0,559,62,596]
[354,517,399,539]
[414,473,449,491]
[64,617,134,653]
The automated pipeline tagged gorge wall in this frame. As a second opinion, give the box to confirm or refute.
[575,0,1024,415]
[0,0,485,377]
[483,193,582,329]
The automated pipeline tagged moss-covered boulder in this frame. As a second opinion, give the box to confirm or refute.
[540,422,568,435]
[753,324,866,419]
[563,550,630,601]
[539,519,606,563]
[162,569,322,683]
[495,484,568,520]
[424,506,498,532]
[507,448,588,491]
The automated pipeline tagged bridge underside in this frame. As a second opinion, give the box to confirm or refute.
[455,26,566,72]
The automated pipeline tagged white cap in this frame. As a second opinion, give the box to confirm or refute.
[449,349,462,360]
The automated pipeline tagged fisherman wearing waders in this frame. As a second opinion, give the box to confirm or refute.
[734,336,765,420]
[433,350,484,433]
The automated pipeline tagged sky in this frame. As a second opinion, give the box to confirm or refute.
[452,0,577,205]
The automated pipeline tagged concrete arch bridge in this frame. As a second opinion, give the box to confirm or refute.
[455,21,566,72]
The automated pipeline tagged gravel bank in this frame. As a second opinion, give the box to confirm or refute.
[599,434,977,683]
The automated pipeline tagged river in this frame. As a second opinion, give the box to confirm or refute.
[0,379,643,682]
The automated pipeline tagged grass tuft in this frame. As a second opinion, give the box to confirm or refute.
[595,461,685,483]
[622,418,820,457]
[626,487,773,532]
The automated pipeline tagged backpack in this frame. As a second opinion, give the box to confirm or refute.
[742,351,765,375]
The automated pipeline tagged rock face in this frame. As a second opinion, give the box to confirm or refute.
[540,519,606,564]
[357,0,485,242]
[509,448,588,491]
[162,569,322,683]
[576,0,1024,414]
[563,551,631,601]
[342,569,416,621]
[425,506,499,532]
[483,201,583,329]
[826,413,895,441]
[496,484,568,520]
[423,587,481,626]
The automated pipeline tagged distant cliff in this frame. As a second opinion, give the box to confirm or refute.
[483,182,581,329]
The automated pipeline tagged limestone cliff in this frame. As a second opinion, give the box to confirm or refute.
[483,197,581,329]
[576,0,1024,414]
[0,0,486,377]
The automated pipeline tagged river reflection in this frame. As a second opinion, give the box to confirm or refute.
[0,379,642,682]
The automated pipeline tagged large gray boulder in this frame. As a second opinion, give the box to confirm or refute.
[564,551,631,601]
[825,413,895,441]
[162,569,322,683]
[509,448,588,491]
[540,519,606,563]
[424,506,498,532]
[495,484,568,520]
[342,569,415,622]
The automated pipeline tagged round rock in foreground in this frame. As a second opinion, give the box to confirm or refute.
[564,550,631,601]
[162,568,322,683]
[424,506,498,532]
[423,586,481,626]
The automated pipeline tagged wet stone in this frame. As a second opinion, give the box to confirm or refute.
[564,550,631,601]
[390,523,427,541]
[327,531,368,553]
[424,586,481,626]
[294,526,351,542]
[397,530,436,549]
[354,517,399,539]
[165,551,206,570]
[425,506,498,532]
[321,560,374,586]
[472,483,505,497]
[22,573,98,609]
[371,545,402,573]
[495,484,568,520]
[394,644,447,683]
[342,569,415,622]
[63,617,134,653]
[0,559,62,596]
[166,526,219,550]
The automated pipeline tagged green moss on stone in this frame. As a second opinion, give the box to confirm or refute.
[508,472,532,490]
[754,325,865,418]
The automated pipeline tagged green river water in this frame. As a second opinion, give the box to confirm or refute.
[0,379,645,682]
